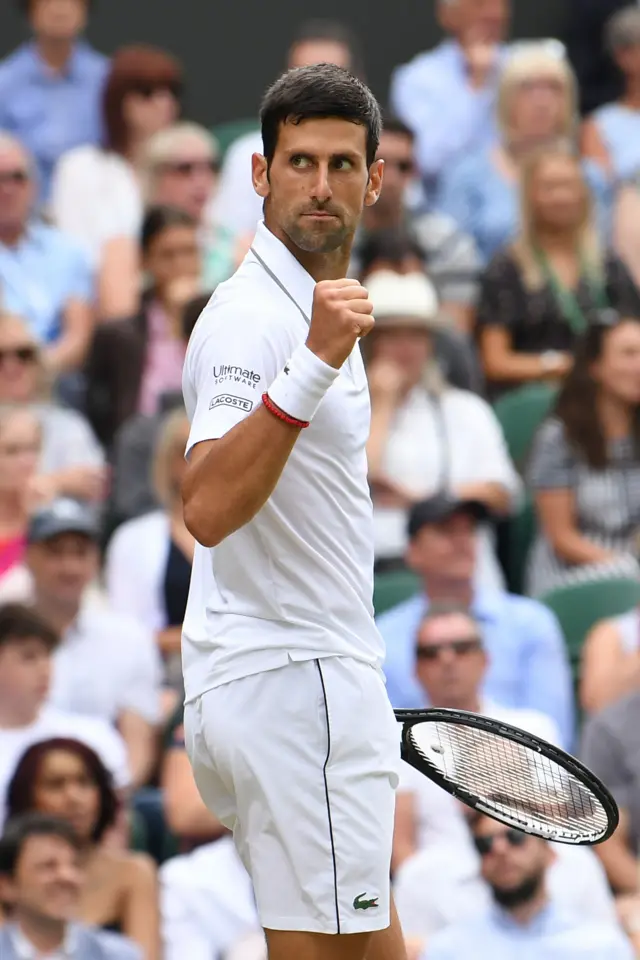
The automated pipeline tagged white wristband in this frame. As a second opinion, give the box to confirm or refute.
[267,344,340,423]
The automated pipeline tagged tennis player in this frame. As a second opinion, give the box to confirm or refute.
[181,63,406,960]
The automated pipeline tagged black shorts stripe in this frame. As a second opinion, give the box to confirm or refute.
[315,659,340,934]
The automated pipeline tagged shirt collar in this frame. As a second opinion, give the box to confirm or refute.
[249,220,316,322]
[490,899,558,935]
[24,40,88,82]
[9,922,78,959]
[418,586,504,622]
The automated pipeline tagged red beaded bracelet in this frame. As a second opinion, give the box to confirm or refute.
[262,392,310,428]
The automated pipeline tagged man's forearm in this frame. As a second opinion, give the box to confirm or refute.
[182,405,302,548]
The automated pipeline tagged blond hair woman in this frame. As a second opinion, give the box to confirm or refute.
[104,409,193,696]
[436,41,610,264]
[476,143,640,395]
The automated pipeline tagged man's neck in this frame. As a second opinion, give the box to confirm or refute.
[35,37,75,74]
[423,577,473,608]
[622,79,640,110]
[432,693,481,712]
[264,219,353,282]
[0,224,25,248]
[33,596,79,638]
[0,699,40,729]
[14,911,68,956]
[504,888,549,927]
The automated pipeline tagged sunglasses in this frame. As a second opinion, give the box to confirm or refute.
[0,170,29,187]
[0,346,38,366]
[160,158,219,177]
[473,828,528,857]
[415,638,482,661]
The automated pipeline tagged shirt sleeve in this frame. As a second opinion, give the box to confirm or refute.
[454,393,523,507]
[116,617,163,725]
[184,302,286,457]
[63,237,94,302]
[526,418,575,491]
[475,253,521,330]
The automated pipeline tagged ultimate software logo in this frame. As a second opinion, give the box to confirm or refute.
[213,365,261,389]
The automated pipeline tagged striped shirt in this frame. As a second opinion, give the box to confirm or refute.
[526,417,640,597]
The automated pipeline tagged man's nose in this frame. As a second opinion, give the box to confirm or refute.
[310,164,332,203]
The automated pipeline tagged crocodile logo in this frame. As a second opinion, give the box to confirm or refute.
[353,892,379,910]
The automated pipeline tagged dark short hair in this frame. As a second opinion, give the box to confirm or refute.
[103,46,183,155]
[18,0,93,13]
[6,739,118,844]
[182,293,212,343]
[141,205,197,254]
[0,814,81,878]
[0,604,58,653]
[359,228,425,279]
[260,63,382,168]
[381,112,415,141]
[418,602,481,637]
[289,19,365,80]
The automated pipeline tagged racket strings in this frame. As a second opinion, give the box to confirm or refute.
[409,720,609,842]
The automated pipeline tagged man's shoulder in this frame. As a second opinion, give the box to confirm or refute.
[0,44,33,86]
[376,594,424,632]
[490,700,560,744]
[393,40,457,85]
[80,599,154,645]
[426,913,495,955]
[26,221,88,265]
[488,588,558,627]
[77,925,142,960]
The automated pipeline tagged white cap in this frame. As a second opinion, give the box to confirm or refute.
[365,270,441,329]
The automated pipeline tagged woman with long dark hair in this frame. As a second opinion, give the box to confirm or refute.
[6,738,160,960]
[527,313,640,596]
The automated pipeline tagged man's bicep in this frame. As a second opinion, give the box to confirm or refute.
[185,314,283,454]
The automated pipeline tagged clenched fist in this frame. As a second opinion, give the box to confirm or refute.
[306,278,375,369]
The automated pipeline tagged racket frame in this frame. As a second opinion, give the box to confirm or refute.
[395,707,620,845]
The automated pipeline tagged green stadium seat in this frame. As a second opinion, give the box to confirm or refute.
[373,568,420,617]
[493,383,558,471]
[540,577,640,681]
[212,118,259,160]
[129,809,150,854]
[499,495,537,596]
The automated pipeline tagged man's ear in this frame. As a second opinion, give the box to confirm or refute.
[252,153,270,199]
[364,158,384,208]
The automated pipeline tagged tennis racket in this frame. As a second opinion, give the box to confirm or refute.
[395,707,619,845]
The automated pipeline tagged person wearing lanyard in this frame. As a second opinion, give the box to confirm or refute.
[476,143,640,397]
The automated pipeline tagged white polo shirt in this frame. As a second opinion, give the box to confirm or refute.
[182,221,384,701]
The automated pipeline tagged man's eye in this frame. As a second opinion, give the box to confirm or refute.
[333,158,353,170]
[291,156,312,168]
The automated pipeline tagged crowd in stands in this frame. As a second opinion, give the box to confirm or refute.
[4,0,640,957]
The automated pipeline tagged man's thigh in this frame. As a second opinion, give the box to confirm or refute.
[184,657,400,936]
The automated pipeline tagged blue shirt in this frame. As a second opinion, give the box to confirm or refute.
[377,588,574,749]
[0,41,109,202]
[390,40,504,200]
[593,103,640,182]
[436,146,612,265]
[0,222,93,343]
[425,903,634,960]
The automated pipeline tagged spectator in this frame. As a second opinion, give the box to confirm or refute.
[377,495,574,744]
[390,0,510,203]
[142,123,233,290]
[0,814,141,960]
[26,499,162,789]
[565,0,629,115]
[0,312,107,504]
[581,692,640,897]
[527,314,640,597]
[392,603,560,872]
[437,42,610,265]
[7,740,160,960]
[0,133,94,377]
[0,405,45,601]
[582,8,640,180]
[395,830,619,950]
[351,115,482,332]
[424,812,634,959]
[105,410,193,699]
[581,607,640,714]
[50,45,183,319]
[365,271,521,589]
[212,18,364,239]
[0,0,108,204]
[109,293,208,525]
[358,231,483,393]
[476,143,640,396]
[84,206,200,450]
[0,603,129,826]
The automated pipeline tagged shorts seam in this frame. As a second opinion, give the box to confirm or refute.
[315,658,341,935]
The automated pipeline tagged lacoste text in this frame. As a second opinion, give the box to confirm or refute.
[209,395,254,412]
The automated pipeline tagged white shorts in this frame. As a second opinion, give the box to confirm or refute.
[184,655,400,935]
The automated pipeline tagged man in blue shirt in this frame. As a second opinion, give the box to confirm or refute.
[390,0,509,201]
[377,494,575,748]
[0,0,108,203]
[425,811,633,959]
